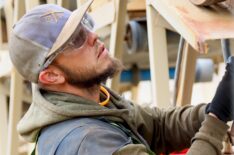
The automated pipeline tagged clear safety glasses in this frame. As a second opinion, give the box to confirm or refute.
[42,13,95,70]
[63,13,95,50]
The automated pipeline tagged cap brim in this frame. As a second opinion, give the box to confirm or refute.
[46,0,94,58]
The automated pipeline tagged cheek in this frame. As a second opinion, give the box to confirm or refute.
[57,46,99,73]
[69,50,97,66]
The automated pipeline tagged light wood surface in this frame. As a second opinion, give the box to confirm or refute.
[46,0,57,4]
[0,82,8,155]
[89,1,115,30]
[176,42,198,106]
[7,69,23,155]
[57,0,70,8]
[127,0,146,11]
[106,0,127,91]
[154,13,175,32]
[148,0,234,53]
[25,0,40,12]
[7,0,26,155]
[3,1,14,155]
[4,0,13,41]
[146,4,170,108]
[0,8,3,45]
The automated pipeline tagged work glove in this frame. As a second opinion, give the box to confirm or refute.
[206,56,234,123]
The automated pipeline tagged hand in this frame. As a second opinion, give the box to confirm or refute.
[206,56,234,123]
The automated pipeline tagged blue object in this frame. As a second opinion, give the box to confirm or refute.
[120,68,175,82]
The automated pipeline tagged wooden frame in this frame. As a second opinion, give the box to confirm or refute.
[0,82,8,155]
[146,3,170,108]
[25,0,40,12]
[7,69,24,155]
[89,1,115,30]
[147,0,234,53]
[106,0,127,91]
[146,0,234,108]
[176,42,198,106]
[6,0,26,154]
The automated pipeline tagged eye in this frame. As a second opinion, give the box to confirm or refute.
[71,28,88,48]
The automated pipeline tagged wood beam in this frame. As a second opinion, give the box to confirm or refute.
[7,69,24,155]
[106,0,127,92]
[7,0,25,155]
[146,3,170,108]
[0,82,8,155]
[176,42,198,106]
[25,0,40,11]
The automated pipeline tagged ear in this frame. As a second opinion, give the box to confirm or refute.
[38,67,65,85]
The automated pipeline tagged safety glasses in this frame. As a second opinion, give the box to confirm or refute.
[63,13,95,50]
[64,23,91,50]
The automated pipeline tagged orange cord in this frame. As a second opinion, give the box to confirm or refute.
[99,86,110,106]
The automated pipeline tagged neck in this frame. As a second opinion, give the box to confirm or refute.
[42,83,101,103]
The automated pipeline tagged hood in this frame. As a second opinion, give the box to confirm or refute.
[17,85,136,142]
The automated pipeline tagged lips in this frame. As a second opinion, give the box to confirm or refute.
[97,44,105,58]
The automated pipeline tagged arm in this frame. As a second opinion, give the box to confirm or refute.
[187,56,234,154]
[187,115,228,155]
[133,56,234,154]
[132,103,206,154]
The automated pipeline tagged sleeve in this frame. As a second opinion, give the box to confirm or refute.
[186,115,229,155]
[131,103,207,154]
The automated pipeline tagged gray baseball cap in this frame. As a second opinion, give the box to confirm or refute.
[9,0,93,83]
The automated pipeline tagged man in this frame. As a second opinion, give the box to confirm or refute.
[9,0,234,154]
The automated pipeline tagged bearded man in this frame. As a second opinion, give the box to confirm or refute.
[9,0,234,154]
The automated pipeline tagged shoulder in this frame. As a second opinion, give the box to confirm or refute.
[37,118,132,155]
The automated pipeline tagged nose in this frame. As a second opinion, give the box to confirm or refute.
[87,31,98,46]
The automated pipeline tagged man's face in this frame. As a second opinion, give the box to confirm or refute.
[51,26,123,88]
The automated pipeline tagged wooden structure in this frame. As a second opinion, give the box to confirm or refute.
[146,0,234,107]
[104,0,127,91]
[146,0,234,152]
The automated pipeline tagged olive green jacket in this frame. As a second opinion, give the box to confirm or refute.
[17,85,228,155]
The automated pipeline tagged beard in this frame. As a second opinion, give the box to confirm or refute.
[54,57,124,88]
